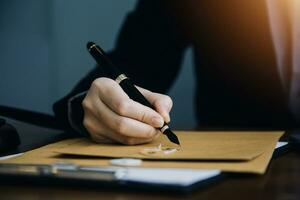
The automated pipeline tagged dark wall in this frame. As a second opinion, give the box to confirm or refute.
[0,0,196,128]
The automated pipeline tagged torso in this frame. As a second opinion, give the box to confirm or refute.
[168,0,295,128]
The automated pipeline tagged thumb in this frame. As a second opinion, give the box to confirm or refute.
[137,86,173,123]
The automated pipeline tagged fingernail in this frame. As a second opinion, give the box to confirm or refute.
[165,102,172,111]
[151,117,164,128]
[164,113,171,123]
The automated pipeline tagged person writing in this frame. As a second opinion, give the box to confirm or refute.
[53,0,300,145]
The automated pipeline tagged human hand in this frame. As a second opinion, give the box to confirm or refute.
[82,77,173,145]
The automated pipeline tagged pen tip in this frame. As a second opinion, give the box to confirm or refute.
[163,129,180,146]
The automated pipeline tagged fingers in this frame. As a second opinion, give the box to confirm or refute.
[98,79,164,128]
[137,86,173,123]
[95,96,161,138]
[82,77,173,145]
[83,107,159,145]
[83,79,161,145]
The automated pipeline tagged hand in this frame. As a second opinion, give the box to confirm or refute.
[82,77,173,145]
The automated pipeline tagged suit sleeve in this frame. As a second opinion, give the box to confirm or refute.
[53,0,188,135]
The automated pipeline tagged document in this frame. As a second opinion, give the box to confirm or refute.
[0,141,287,187]
[54,131,283,161]
[0,131,284,174]
[117,168,221,186]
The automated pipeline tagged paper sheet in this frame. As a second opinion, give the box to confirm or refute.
[117,168,221,186]
[54,131,283,161]
[0,141,287,188]
[0,131,284,174]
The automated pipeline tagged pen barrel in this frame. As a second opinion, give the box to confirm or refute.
[88,44,121,80]
[120,79,172,135]
[87,42,180,144]
[119,79,154,109]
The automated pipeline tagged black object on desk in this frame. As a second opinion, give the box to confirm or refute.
[0,105,67,156]
[0,118,20,153]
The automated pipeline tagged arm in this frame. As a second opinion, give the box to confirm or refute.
[53,0,188,139]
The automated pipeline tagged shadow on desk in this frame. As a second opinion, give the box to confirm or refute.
[0,118,68,157]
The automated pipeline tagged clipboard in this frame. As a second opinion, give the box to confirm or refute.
[1,131,283,174]
[0,162,222,192]
[0,131,286,192]
[0,141,288,193]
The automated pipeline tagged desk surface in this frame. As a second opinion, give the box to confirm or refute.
[0,119,299,200]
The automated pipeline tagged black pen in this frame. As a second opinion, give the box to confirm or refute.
[86,42,180,146]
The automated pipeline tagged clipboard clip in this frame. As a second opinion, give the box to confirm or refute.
[0,162,126,181]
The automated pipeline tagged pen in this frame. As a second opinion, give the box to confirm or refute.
[86,42,180,146]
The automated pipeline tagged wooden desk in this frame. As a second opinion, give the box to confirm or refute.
[0,119,299,200]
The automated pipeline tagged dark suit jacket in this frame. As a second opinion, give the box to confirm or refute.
[53,0,298,135]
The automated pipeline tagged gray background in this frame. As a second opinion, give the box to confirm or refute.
[0,0,196,129]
